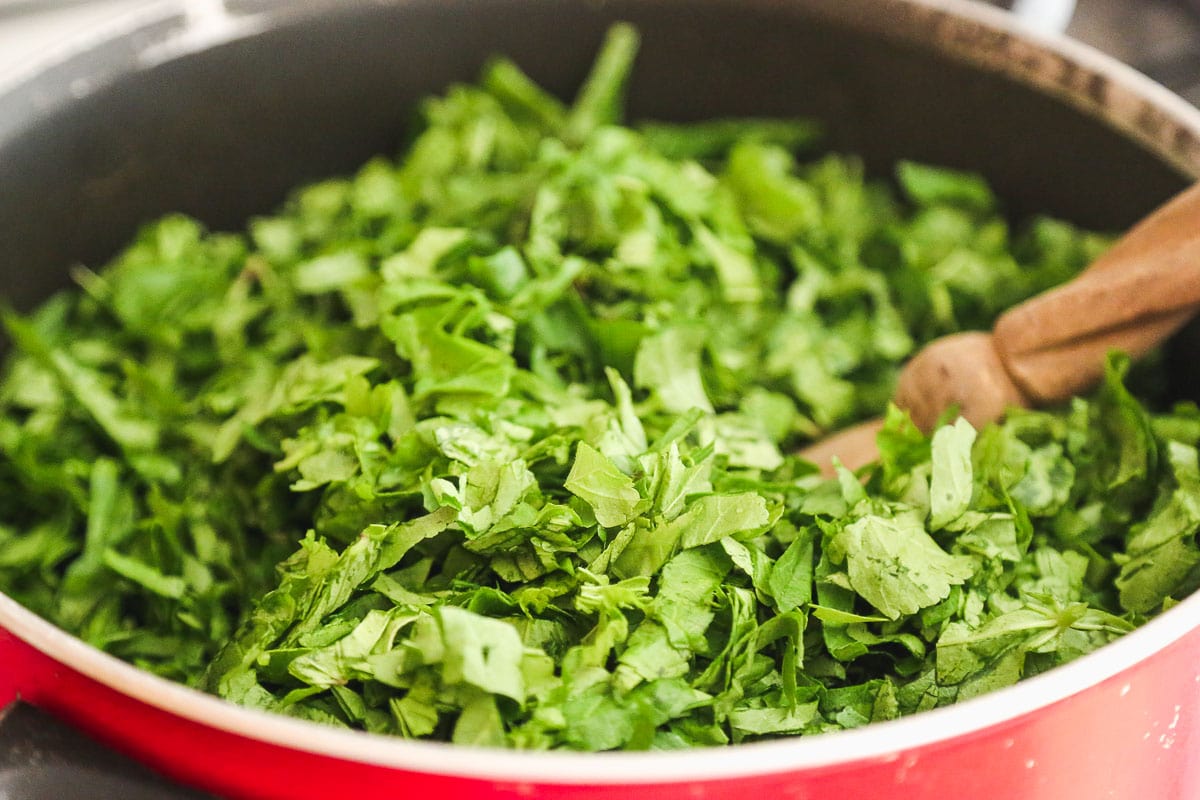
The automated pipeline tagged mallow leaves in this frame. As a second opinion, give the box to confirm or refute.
[0,24,1191,752]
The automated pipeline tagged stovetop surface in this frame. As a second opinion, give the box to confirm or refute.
[0,1,1197,799]
[0,704,210,800]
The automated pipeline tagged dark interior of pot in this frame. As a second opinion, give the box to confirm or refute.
[0,0,1195,374]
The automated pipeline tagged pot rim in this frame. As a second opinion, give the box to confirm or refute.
[2,0,1200,785]
[6,576,1200,782]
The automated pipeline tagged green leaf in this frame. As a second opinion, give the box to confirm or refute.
[615,621,690,691]
[678,493,770,549]
[1097,352,1157,500]
[3,313,158,453]
[452,692,508,747]
[694,225,762,304]
[767,527,814,612]
[482,57,568,131]
[438,606,526,702]
[294,251,370,294]
[896,161,996,212]
[1117,441,1200,613]
[724,141,819,241]
[102,549,187,599]
[633,326,713,414]
[640,118,822,160]
[728,702,819,737]
[380,228,469,282]
[837,511,976,620]
[653,548,729,650]
[565,442,641,528]
[565,23,640,142]
[929,418,976,529]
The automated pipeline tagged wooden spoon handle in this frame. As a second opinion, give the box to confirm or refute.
[797,417,884,475]
[895,180,1200,432]
[796,179,1200,474]
[994,181,1200,404]
[801,180,1200,475]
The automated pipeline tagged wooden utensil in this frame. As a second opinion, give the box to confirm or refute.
[800,181,1200,474]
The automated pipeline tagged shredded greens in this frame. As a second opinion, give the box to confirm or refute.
[2,24,1198,750]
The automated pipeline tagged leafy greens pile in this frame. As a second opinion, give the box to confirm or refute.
[2,24,1199,750]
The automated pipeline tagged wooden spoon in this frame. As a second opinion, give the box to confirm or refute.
[799,180,1200,475]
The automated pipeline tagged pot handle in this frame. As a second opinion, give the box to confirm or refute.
[0,700,211,799]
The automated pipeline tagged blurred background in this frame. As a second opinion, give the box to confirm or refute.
[1067,0,1200,105]
[0,0,1199,105]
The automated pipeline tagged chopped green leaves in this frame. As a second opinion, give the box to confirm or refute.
[835,511,975,620]
[565,442,641,527]
[0,25,1181,754]
[930,418,977,529]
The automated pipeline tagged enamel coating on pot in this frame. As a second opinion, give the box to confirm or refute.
[2,602,1200,799]
[2,0,1200,797]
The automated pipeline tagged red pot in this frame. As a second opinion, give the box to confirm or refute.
[2,1,1200,798]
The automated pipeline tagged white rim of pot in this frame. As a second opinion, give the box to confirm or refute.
[1,0,1199,785]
